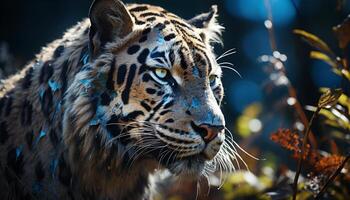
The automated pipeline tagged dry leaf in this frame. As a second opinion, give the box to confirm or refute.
[318,88,343,108]
[314,155,345,176]
[310,51,337,68]
[293,29,334,56]
[333,14,350,49]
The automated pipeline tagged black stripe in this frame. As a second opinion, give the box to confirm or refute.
[25,130,34,150]
[170,19,194,31]
[145,88,156,94]
[129,6,148,12]
[117,64,127,85]
[123,111,144,121]
[137,48,150,64]
[142,27,151,35]
[41,88,53,118]
[163,100,174,109]
[139,35,147,43]
[131,13,146,25]
[20,99,32,126]
[39,61,54,84]
[165,118,174,123]
[140,101,152,112]
[7,147,25,176]
[140,12,163,18]
[155,23,166,31]
[58,153,72,186]
[138,64,148,75]
[159,110,171,115]
[100,92,112,106]
[49,129,59,148]
[150,50,166,60]
[176,25,204,45]
[106,114,123,137]
[146,17,157,22]
[5,96,13,116]
[60,61,69,94]
[194,48,213,74]
[146,100,164,121]
[0,97,5,116]
[156,131,193,144]
[53,45,65,58]
[22,67,33,89]
[127,45,141,55]
[106,58,116,90]
[0,121,9,144]
[178,48,188,70]
[35,161,45,181]
[142,73,152,82]
[121,64,136,104]
[164,33,176,41]
[169,49,175,67]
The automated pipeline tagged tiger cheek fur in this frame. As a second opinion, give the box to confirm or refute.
[0,0,233,199]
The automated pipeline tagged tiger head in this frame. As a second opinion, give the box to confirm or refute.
[64,0,234,179]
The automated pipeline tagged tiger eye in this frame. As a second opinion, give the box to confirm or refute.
[209,74,217,86]
[155,68,168,79]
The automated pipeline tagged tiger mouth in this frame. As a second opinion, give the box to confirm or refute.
[166,154,207,176]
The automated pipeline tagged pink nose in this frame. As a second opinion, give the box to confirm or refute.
[199,124,224,143]
[191,121,224,143]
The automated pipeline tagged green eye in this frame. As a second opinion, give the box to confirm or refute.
[209,75,218,86]
[154,68,168,79]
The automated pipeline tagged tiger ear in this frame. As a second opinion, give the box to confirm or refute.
[89,0,134,58]
[188,5,224,45]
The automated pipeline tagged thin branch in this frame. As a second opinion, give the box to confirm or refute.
[315,153,350,199]
[292,107,321,200]
[264,0,318,149]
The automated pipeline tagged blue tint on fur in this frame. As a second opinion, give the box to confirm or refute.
[48,79,62,92]
[34,130,47,145]
[15,145,23,159]
[39,87,45,99]
[191,97,201,109]
[80,79,93,89]
[156,32,165,45]
[192,66,200,78]
[50,158,58,178]
[81,53,89,65]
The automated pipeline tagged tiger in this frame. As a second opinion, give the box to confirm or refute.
[0,0,237,199]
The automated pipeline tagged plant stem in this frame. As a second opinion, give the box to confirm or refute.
[287,86,318,149]
[292,107,320,200]
[264,0,318,150]
[315,153,350,199]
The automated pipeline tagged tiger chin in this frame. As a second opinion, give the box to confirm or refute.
[0,0,237,199]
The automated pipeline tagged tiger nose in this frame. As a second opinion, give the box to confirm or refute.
[191,122,225,143]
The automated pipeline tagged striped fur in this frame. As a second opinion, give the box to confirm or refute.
[0,1,233,199]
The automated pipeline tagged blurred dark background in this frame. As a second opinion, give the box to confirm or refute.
[1,0,349,165]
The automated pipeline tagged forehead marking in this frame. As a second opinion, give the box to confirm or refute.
[121,64,137,104]
[192,66,200,78]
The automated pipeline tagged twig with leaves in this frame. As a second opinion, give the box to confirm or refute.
[292,89,343,200]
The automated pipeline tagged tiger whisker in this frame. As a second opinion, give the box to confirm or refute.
[216,48,236,61]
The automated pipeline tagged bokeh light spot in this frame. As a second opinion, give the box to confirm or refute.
[228,80,262,112]
[225,0,296,25]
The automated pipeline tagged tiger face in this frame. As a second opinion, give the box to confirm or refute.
[113,21,226,175]
[65,0,230,178]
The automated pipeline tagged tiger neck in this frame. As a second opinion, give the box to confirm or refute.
[72,156,159,199]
